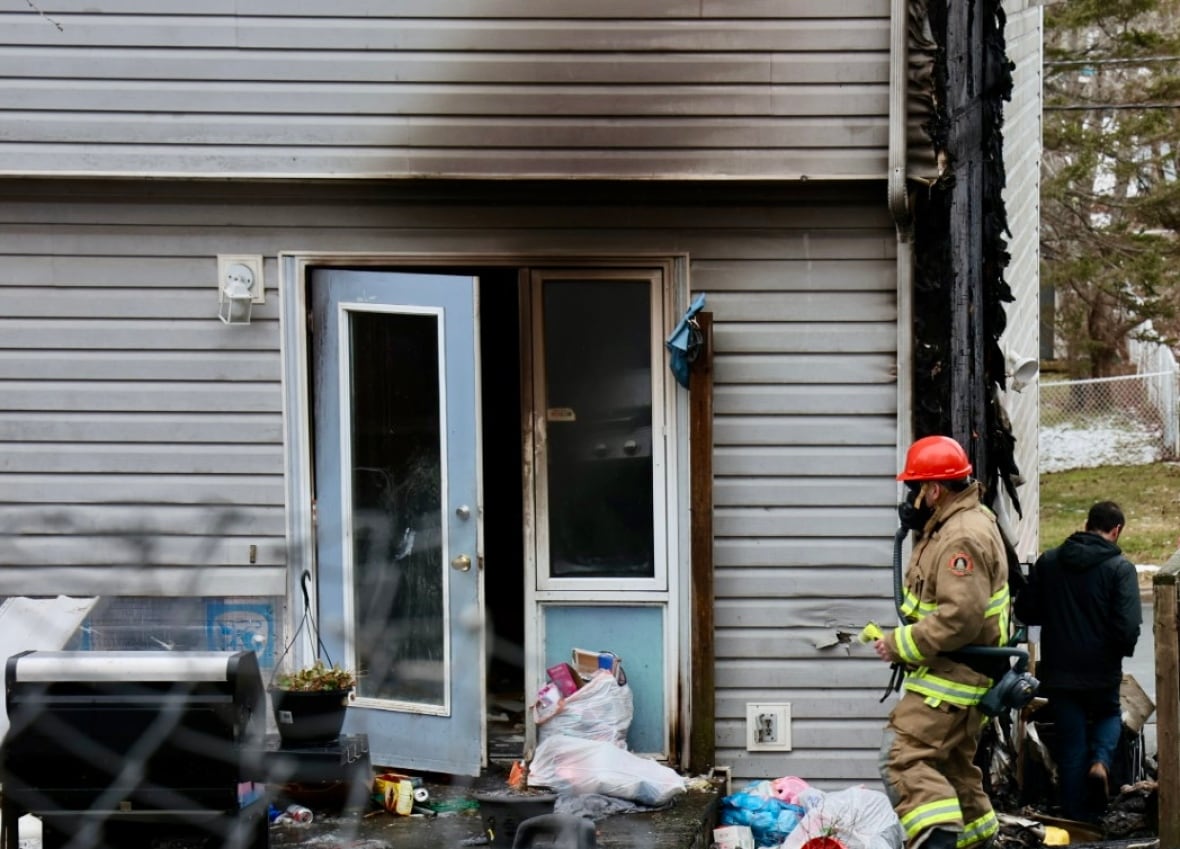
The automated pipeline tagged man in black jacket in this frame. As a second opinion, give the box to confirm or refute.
[1014,501,1141,822]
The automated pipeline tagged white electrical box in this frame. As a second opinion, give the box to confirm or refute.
[746,702,792,752]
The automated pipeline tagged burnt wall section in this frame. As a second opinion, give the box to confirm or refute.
[911,0,1019,515]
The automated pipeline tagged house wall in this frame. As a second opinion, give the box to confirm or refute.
[0,1,890,180]
[0,178,899,786]
[0,0,1043,789]
[999,0,1043,561]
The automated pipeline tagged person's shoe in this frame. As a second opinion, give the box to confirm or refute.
[1087,761,1110,803]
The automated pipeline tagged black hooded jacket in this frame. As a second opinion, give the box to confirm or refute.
[1014,531,1141,690]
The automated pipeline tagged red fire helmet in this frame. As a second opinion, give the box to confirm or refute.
[897,435,973,481]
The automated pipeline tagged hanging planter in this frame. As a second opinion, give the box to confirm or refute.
[268,660,356,746]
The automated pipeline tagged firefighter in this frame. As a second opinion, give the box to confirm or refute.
[874,435,1010,849]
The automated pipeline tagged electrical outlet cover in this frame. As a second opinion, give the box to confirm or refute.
[746,702,792,752]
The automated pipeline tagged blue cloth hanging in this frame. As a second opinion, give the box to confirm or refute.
[665,293,706,389]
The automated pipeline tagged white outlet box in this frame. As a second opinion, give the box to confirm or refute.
[746,702,792,751]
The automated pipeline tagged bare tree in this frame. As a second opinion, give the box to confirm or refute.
[1042,0,1180,377]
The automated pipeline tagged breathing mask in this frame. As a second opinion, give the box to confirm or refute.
[898,482,934,531]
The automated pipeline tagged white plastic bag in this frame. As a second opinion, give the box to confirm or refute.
[781,787,903,849]
[527,735,686,806]
[535,669,633,747]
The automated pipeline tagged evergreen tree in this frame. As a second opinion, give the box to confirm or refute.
[1042,0,1180,376]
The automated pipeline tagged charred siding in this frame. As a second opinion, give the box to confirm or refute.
[0,2,890,180]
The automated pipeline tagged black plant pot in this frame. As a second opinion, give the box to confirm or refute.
[269,688,350,746]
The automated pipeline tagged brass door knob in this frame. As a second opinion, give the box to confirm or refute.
[451,554,472,572]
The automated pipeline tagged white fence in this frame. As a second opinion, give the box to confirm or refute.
[1040,369,1180,473]
[1130,332,1180,456]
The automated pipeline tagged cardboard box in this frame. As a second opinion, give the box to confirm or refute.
[571,648,624,683]
[1120,673,1154,734]
[713,825,755,849]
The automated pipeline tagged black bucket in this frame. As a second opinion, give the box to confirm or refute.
[474,792,558,848]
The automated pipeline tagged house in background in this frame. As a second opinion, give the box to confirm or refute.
[0,0,1042,786]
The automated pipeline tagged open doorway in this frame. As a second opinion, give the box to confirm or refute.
[286,256,676,774]
[476,270,527,765]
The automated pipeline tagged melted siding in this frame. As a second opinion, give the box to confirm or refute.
[999,0,1042,560]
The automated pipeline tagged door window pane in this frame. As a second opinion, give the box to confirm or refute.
[543,281,654,578]
[349,310,445,706]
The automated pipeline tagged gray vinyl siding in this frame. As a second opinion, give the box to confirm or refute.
[0,178,897,785]
[707,226,899,785]
[0,240,287,595]
[0,1,890,180]
[999,0,1042,561]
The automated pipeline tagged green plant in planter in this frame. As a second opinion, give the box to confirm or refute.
[269,660,356,745]
[273,659,356,692]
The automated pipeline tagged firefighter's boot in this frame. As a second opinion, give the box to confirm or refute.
[917,828,961,849]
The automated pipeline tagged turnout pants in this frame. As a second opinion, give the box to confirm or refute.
[879,691,997,849]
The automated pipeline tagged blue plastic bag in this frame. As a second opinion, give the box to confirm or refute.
[720,784,806,848]
[665,292,706,388]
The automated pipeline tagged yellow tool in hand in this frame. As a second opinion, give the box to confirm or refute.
[858,622,884,643]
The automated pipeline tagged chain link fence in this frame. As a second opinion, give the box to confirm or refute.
[1041,370,1180,473]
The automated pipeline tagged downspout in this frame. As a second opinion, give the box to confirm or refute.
[889,0,914,466]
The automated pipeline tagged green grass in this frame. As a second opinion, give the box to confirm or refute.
[1039,463,1180,566]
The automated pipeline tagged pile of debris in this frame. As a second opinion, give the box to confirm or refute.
[985,675,1158,846]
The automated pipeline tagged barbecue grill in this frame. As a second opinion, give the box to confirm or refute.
[1,650,269,849]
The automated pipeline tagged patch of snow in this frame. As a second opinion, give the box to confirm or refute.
[1039,418,1162,473]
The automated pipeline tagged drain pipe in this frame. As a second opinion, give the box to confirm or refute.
[890,0,915,499]
[888,0,913,235]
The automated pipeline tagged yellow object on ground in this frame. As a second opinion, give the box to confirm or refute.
[1043,825,1070,845]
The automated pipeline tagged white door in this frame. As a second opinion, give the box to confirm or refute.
[309,268,483,776]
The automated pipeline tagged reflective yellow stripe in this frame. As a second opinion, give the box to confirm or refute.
[901,589,937,620]
[903,671,991,706]
[985,586,1011,645]
[900,589,921,620]
[985,587,1009,617]
[957,810,998,848]
[896,624,926,664]
[899,798,962,838]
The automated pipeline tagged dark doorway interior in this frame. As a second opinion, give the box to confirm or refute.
[477,271,526,763]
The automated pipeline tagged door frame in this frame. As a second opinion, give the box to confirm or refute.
[279,252,692,765]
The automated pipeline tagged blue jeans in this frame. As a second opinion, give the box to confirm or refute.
[1047,686,1122,821]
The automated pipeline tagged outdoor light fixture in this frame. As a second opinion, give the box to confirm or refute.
[1005,350,1040,393]
[217,255,265,325]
